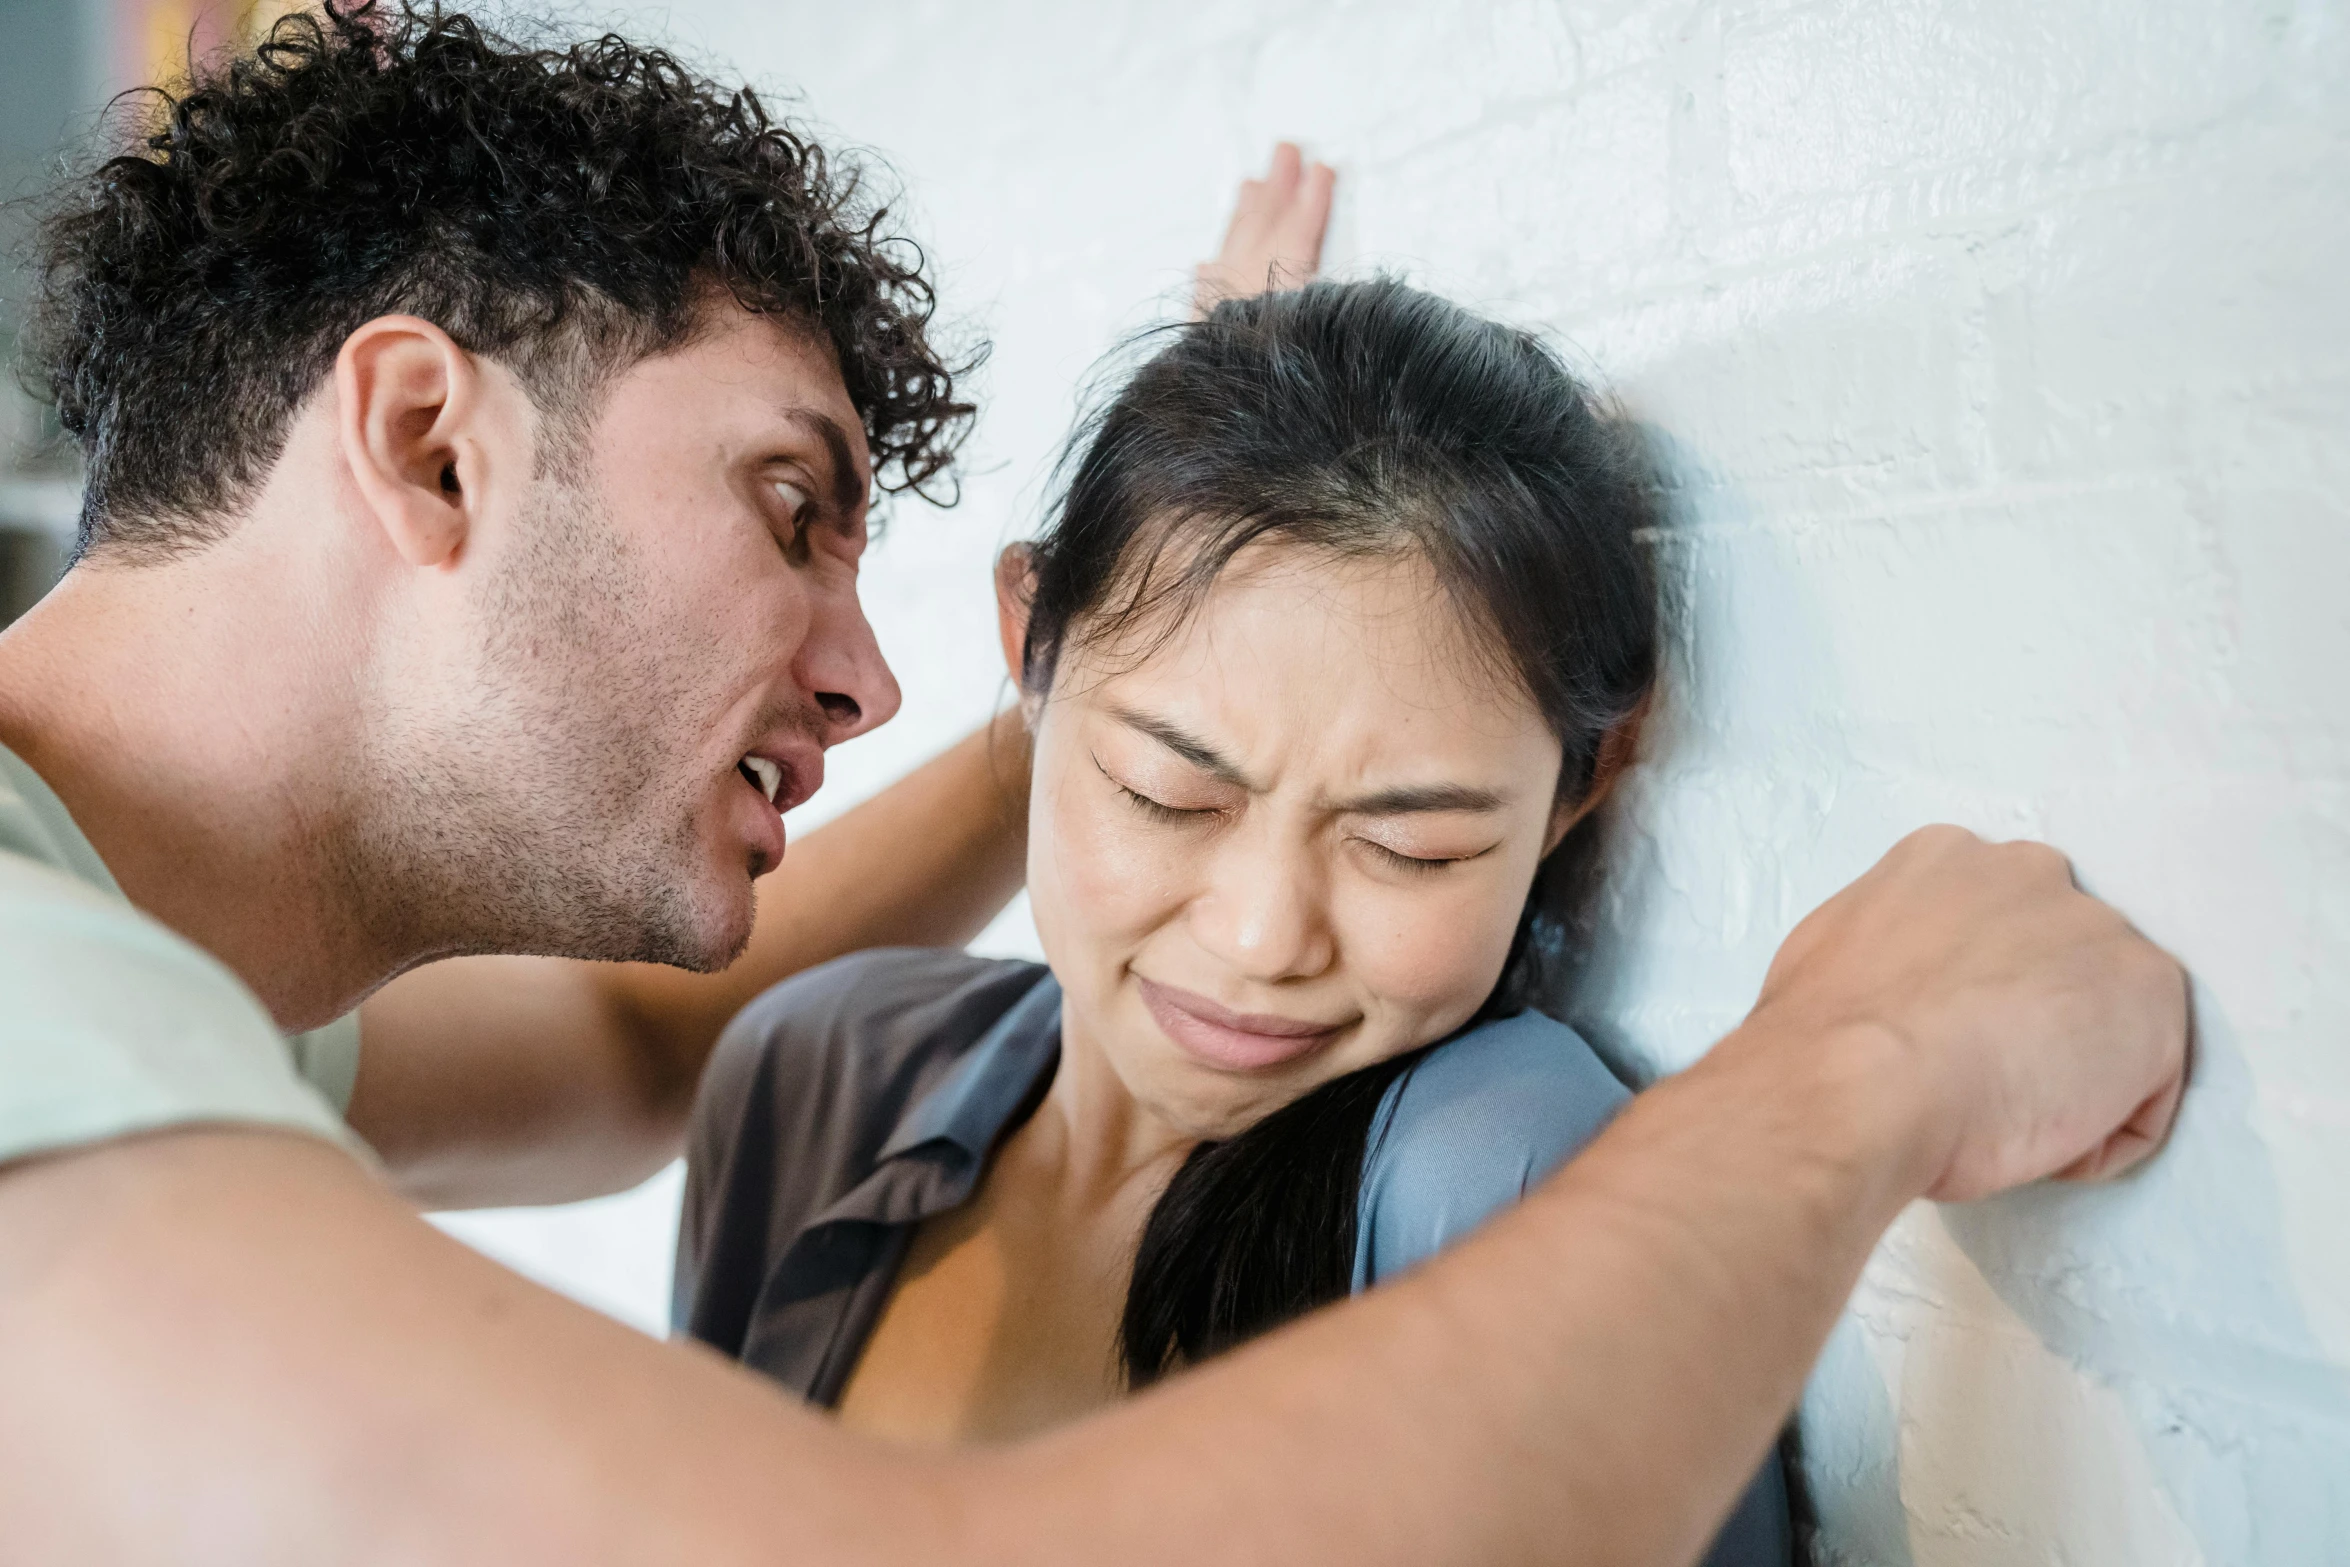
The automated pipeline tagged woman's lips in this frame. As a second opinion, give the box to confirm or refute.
[1135,976,1350,1073]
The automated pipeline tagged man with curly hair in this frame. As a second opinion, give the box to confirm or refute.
[0,4,2184,1563]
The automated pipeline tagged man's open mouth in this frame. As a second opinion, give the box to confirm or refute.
[738,755,783,805]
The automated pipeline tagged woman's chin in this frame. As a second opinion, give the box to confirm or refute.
[1148,1091,1270,1145]
[1124,1059,1327,1143]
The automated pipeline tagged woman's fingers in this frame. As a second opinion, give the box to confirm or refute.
[1196,143,1337,316]
[1280,160,1336,272]
[1263,140,1303,197]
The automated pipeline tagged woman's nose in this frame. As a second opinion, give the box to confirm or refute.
[795,582,902,747]
[1190,833,1336,984]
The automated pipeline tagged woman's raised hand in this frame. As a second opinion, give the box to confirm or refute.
[1194,142,1336,318]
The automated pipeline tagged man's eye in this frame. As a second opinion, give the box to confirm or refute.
[772,479,814,557]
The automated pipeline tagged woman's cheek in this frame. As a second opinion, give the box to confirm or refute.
[1349,869,1527,1035]
[1049,781,1189,949]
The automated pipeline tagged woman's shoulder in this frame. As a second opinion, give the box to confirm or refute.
[1353,1011,1632,1288]
[1353,1018,1794,1567]
[676,948,1050,1341]
[691,947,1048,1160]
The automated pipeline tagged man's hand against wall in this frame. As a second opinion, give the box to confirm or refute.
[1194,141,1335,317]
[1749,825,2189,1203]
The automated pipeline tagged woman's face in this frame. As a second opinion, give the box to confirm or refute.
[1016,543,1569,1141]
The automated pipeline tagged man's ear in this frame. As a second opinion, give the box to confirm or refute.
[995,544,1043,724]
[1541,697,1651,856]
[334,316,485,568]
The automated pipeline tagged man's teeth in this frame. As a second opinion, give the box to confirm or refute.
[742,755,783,805]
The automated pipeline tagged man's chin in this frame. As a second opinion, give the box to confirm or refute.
[584,867,754,973]
[648,885,756,973]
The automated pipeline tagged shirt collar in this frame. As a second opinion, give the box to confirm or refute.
[801,972,1064,1235]
[876,973,1064,1162]
[0,741,127,899]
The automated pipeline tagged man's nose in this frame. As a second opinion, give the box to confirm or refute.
[796,583,902,746]
[1191,829,1336,984]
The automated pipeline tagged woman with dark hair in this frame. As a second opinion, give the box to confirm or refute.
[676,238,1790,1562]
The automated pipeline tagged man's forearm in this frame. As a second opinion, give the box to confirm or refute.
[0,1016,1927,1567]
[966,1013,1930,1567]
[2,827,2184,1565]
[970,823,2191,1567]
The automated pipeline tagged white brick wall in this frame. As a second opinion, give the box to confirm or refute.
[469,2,2350,1558]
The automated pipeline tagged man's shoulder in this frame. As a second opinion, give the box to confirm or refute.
[0,839,354,1172]
[0,741,189,986]
[1355,1012,1633,1287]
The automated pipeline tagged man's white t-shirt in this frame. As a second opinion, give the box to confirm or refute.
[0,741,363,1166]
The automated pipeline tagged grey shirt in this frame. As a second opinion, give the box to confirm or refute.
[675,947,1791,1567]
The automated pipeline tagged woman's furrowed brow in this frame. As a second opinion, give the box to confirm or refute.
[1108,706,1510,815]
[1110,706,1252,786]
[1335,782,1511,816]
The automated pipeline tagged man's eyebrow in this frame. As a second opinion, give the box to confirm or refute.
[778,408,868,516]
[1335,782,1511,816]
[1111,706,1253,787]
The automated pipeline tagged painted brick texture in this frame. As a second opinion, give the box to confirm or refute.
[545,2,2350,1558]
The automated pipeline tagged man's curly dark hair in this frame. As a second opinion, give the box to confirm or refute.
[25,1,974,560]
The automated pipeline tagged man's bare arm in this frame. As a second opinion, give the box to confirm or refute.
[350,712,1029,1209]
[996,828,2188,1565]
[0,828,2185,1566]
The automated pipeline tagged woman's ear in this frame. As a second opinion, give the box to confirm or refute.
[334,315,486,569]
[995,544,1043,725]
[1541,696,1651,856]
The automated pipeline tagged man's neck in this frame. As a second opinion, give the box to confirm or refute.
[0,533,391,1032]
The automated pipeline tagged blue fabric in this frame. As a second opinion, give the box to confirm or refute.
[1353,1011,1794,1567]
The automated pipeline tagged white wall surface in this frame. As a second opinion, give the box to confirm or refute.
[457,1,2350,1559]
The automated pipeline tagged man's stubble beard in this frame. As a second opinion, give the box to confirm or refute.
[342,473,747,975]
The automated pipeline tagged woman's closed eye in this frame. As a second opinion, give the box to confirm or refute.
[1094,753,1225,824]
[1352,835,1496,875]
[1119,785,1209,825]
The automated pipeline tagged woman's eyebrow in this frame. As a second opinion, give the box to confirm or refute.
[1336,782,1510,816]
[1112,707,1252,786]
[1110,707,1508,815]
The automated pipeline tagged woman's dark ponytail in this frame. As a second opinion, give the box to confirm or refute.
[1121,1046,1430,1385]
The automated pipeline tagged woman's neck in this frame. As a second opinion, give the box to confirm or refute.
[832,989,1191,1445]
[1008,1002,1197,1211]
